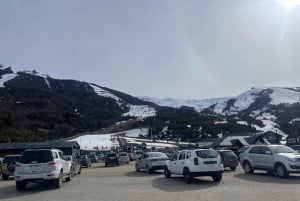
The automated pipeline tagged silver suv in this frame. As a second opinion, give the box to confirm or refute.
[164,149,224,183]
[15,149,72,191]
[239,145,300,178]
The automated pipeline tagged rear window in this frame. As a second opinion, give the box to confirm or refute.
[196,150,218,158]
[135,150,143,154]
[19,150,54,164]
[221,151,236,157]
[119,153,128,156]
[150,153,167,158]
[3,156,20,163]
[107,153,116,157]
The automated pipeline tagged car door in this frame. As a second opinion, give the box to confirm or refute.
[257,146,274,169]
[176,151,186,174]
[58,151,69,174]
[247,146,261,168]
[168,152,179,174]
[137,154,148,169]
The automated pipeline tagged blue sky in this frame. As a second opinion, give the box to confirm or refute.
[1,0,300,99]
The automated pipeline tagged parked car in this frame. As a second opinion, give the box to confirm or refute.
[105,152,119,167]
[216,150,239,171]
[1,155,21,180]
[76,155,91,168]
[164,149,224,184]
[239,144,300,178]
[128,152,134,161]
[89,155,99,163]
[14,149,72,191]
[133,150,143,160]
[135,152,168,173]
[118,152,130,164]
[66,155,81,176]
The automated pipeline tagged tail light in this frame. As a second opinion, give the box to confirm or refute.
[194,157,199,165]
[49,161,57,165]
[15,162,22,167]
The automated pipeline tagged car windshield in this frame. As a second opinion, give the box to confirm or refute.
[107,154,116,157]
[221,151,236,157]
[19,151,53,164]
[77,155,86,159]
[270,146,297,154]
[196,150,218,158]
[150,153,167,158]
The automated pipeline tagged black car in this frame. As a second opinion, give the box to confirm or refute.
[1,155,21,180]
[76,155,91,168]
[105,152,119,167]
[217,150,238,171]
[89,155,99,163]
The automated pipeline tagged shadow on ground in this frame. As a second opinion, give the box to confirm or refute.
[124,170,164,177]
[152,176,221,192]
[234,172,300,184]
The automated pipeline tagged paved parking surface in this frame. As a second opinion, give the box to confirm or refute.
[1,162,300,201]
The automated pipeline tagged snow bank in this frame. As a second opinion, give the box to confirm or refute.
[0,73,18,87]
[122,105,156,118]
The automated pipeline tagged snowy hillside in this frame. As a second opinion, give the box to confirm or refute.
[122,105,156,118]
[0,73,18,87]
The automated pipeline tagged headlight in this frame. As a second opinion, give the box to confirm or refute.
[286,157,297,162]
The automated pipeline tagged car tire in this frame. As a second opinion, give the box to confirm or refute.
[164,167,171,178]
[275,163,289,178]
[53,171,63,189]
[135,164,140,172]
[183,168,193,184]
[16,181,26,191]
[243,161,254,174]
[212,174,222,182]
[230,166,237,171]
[66,169,72,182]
[2,174,9,180]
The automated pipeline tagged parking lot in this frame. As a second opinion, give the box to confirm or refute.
[1,162,300,201]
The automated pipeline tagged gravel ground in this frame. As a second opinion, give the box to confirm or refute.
[1,162,300,201]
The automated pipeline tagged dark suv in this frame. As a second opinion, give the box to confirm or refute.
[76,155,91,168]
[216,150,239,171]
[1,155,21,180]
[105,152,119,167]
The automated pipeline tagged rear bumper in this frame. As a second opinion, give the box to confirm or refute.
[15,171,60,182]
[191,171,223,177]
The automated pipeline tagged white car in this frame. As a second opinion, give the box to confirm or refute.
[118,152,130,164]
[133,150,144,160]
[14,149,72,191]
[239,144,300,178]
[164,149,224,183]
[135,152,169,173]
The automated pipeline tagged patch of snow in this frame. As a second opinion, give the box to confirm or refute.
[122,105,156,118]
[256,113,276,120]
[123,128,149,137]
[215,120,228,125]
[289,118,300,124]
[253,120,288,139]
[237,121,248,125]
[23,70,51,89]
[90,84,122,105]
[0,73,18,87]
[270,87,300,105]
[71,134,119,150]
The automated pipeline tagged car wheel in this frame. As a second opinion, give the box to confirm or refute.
[243,161,254,174]
[66,169,72,182]
[164,167,171,178]
[135,164,140,172]
[53,171,63,189]
[16,181,26,191]
[183,168,193,184]
[212,174,222,182]
[230,166,237,171]
[275,164,289,178]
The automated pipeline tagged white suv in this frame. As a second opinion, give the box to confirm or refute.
[239,145,300,178]
[164,149,224,184]
[15,149,72,191]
